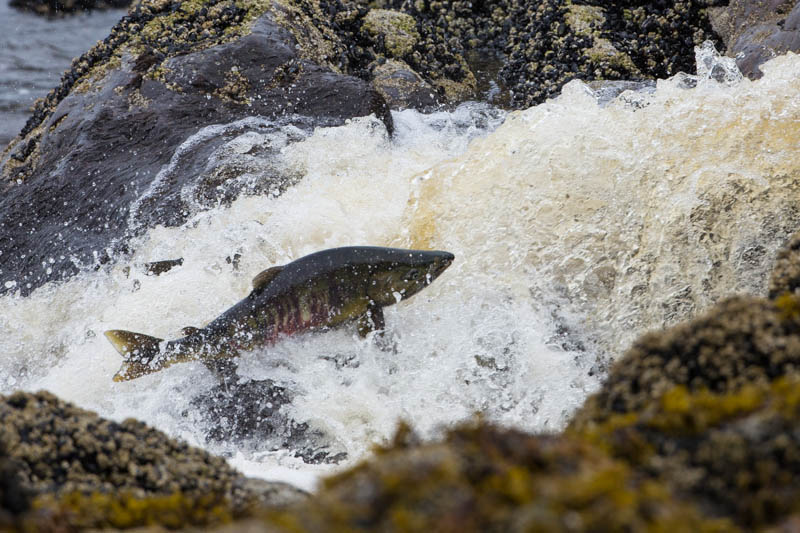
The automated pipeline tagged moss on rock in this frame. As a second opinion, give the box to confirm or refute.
[31,490,234,530]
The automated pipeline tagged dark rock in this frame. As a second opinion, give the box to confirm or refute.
[0,389,307,529]
[710,0,800,78]
[191,379,347,465]
[0,437,32,529]
[371,59,439,109]
[383,0,726,108]
[309,0,477,102]
[0,0,391,296]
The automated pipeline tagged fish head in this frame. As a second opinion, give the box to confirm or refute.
[367,249,454,305]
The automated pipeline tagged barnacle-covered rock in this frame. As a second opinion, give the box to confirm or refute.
[0,390,306,530]
[571,295,800,425]
[573,378,800,528]
[263,423,733,532]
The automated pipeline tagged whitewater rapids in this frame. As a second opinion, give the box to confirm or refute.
[2,47,799,489]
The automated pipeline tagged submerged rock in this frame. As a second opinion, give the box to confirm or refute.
[191,379,347,464]
[0,390,306,529]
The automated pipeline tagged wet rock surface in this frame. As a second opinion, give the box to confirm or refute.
[710,0,800,78]
[0,0,390,296]
[5,2,800,528]
[382,0,727,108]
[5,0,800,297]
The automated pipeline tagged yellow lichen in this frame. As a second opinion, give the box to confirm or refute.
[649,384,766,434]
[31,490,235,530]
[775,292,800,322]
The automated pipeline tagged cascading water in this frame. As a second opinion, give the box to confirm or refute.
[2,45,800,490]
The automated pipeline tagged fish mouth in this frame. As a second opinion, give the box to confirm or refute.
[431,251,455,277]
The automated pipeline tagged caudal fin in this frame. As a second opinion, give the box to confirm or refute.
[104,330,167,382]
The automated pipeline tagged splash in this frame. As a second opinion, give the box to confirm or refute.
[2,49,800,486]
[406,49,800,358]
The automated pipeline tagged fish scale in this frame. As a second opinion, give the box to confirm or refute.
[105,246,454,382]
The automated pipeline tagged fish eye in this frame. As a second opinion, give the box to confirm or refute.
[405,269,420,281]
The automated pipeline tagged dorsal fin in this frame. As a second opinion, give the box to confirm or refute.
[181,326,201,336]
[252,265,284,290]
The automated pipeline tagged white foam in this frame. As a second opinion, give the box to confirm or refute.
[3,50,800,488]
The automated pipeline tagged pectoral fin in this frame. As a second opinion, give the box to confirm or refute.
[357,305,385,338]
[252,265,284,291]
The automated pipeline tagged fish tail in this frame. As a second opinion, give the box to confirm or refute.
[105,329,178,382]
